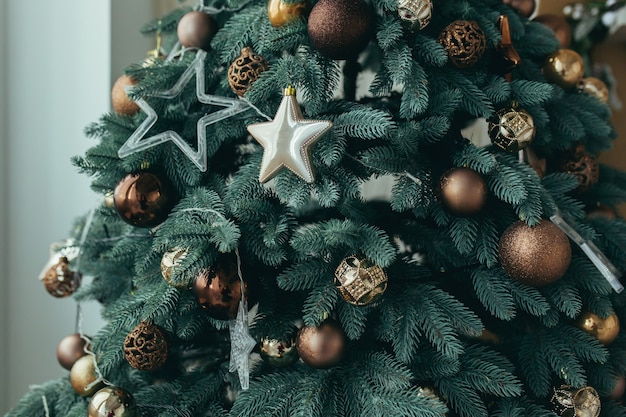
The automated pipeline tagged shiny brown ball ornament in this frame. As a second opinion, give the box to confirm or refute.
[498,219,571,286]
[578,77,609,104]
[296,320,346,368]
[551,385,601,417]
[268,0,306,27]
[577,312,620,345]
[177,11,217,50]
[228,47,270,97]
[160,247,188,287]
[438,167,487,215]
[334,255,388,305]
[43,256,82,298]
[194,253,247,320]
[260,334,299,367]
[488,106,536,152]
[502,0,536,17]
[113,171,175,228]
[123,322,169,371]
[543,49,585,90]
[88,386,137,417]
[557,144,599,192]
[70,355,104,397]
[111,75,139,116]
[307,0,374,60]
[533,14,572,48]
[397,0,432,30]
[439,20,487,68]
[57,334,89,370]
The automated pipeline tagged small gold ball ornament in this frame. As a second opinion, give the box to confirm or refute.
[334,255,388,305]
[160,247,188,287]
[111,75,139,116]
[260,334,299,367]
[578,77,609,104]
[88,386,137,417]
[488,106,536,152]
[543,49,585,90]
[228,47,270,97]
[296,319,346,368]
[70,355,104,397]
[268,0,306,27]
[397,0,432,30]
[123,322,169,371]
[439,20,487,68]
[438,167,487,215]
[577,312,620,345]
[43,256,82,298]
[551,385,601,417]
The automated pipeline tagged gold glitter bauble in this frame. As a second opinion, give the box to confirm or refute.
[334,255,388,305]
[438,20,486,68]
[111,75,139,116]
[578,77,609,104]
[577,311,620,345]
[268,0,306,27]
[543,49,585,90]
[70,355,104,397]
[123,322,169,371]
[88,386,137,417]
[498,219,571,286]
[488,106,536,152]
[228,47,270,97]
[551,385,601,417]
[438,167,487,215]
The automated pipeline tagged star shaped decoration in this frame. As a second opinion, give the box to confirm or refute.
[229,299,257,390]
[246,86,333,183]
[118,50,250,172]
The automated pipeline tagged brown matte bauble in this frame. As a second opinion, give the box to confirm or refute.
[111,75,139,116]
[296,320,346,368]
[543,49,585,90]
[268,0,306,27]
[260,334,300,367]
[57,334,89,370]
[498,219,571,286]
[177,11,217,50]
[502,0,536,17]
[578,77,609,104]
[533,14,572,48]
[556,144,599,192]
[88,386,137,417]
[439,20,486,68]
[438,167,487,215]
[123,322,169,371]
[194,253,247,320]
[228,47,270,97]
[307,0,374,60]
[609,375,626,400]
[577,312,620,345]
[70,355,104,397]
[488,106,536,152]
[43,256,82,298]
[113,171,175,228]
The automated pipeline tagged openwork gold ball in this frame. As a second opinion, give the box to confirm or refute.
[123,322,169,371]
[43,256,82,298]
[439,20,486,68]
[488,106,536,152]
[397,0,432,30]
[556,144,599,192]
[228,47,270,97]
[551,385,601,417]
[334,255,388,305]
[577,311,620,345]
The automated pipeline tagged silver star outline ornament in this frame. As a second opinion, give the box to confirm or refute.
[229,299,257,390]
[118,50,250,172]
[246,86,333,183]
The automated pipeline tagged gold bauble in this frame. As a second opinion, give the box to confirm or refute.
[268,0,306,27]
[488,106,536,152]
[260,334,299,367]
[578,77,609,104]
[88,386,137,417]
[543,49,585,90]
[111,75,139,116]
[70,355,104,397]
[334,255,388,305]
[438,167,487,215]
[160,247,188,286]
[439,20,486,68]
[577,312,620,345]
[551,385,601,417]
[228,47,270,97]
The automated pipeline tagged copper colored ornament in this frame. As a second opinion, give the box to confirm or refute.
[111,75,139,116]
[438,167,487,215]
[177,11,217,50]
[533,14,572,48]
[57,333,89,370]
[296,320,346,368]
[193,253,247,320]
[228,47,270,97]
[578,77,609,104]
[609,375,626,400]
[494,15,521,81]
[551,385,601,417]
[334,255,388,305]
[307,0,374,60]
[160,247,188,287]
[543,49,585,90]
[70,355,104,397]
[488,106,536,152]
[577,311,620,345]
[557,144,599,192]
[397,0,432,30]
[113,171,175,228]
[88,386,137,417]
[268,0,306,27]
[260,334,299,367]
[439,20,486,68]
[43,256,82,298]
[123,322,169,371]
[498,219,571,287]
[502,0,536,17]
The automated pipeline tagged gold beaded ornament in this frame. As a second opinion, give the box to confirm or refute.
[550,385,601,417]
[334,255,388,305]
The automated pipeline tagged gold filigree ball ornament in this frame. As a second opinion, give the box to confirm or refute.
[296,319,346,368]
[228,47,270,97]
[578,77,609,104]
[438,20,487,68]
[543,49,585,90]
[577,311,620,345]
[160,247,188,287]
[268,0,306,27]
[533,14,572,48]
[555,144,599,192]
[260,332,300,368]
[502,0,536,18]
[397,0,432,30]
[438,167,487,215]
[57,333,89,370]
[334,255,388,305]
[123,322,169,371]
[88,386,137,417]
[113,171,176,228]
[177,11,217,50]
[111,75,139,116]
[488,105,536,152]
[70,355,105,397]
[551,385,601,417]
[307,0,374,60]
[42,255,82,298]
[498,219,571,287]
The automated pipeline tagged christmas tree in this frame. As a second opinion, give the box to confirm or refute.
[7,0,626,416]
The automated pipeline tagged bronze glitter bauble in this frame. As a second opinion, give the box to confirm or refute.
[113,171,175,228]
[123,322,169,371]
[260,334,299,367]
[533,14,572,48]
[502,0,536,17]
[543,49,585,90]
[438,167,487,215]
[556,144,599,192]
[397,0,432,30]
[111,75,139,116]
[551,385,601,417]
[334,255,388,305]
[228,47,270,97]
[160,247,188,287]
[577,311,620,345]
[609,375,626,400]
[88,386,137,417]
[439,20,486,68]
[194,253,248,320]
[296,319,346,368]
[498,219,571,286]
[70,355,104,397]
[488,106,536,152]
[43,256,82,298]
[57,333,89,370]
[268,0,306,27]
[578,77,609,104]
[177,11,217,50]
[307,0,374,60]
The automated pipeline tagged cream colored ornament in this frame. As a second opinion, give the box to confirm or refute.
[397,0,432,30]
